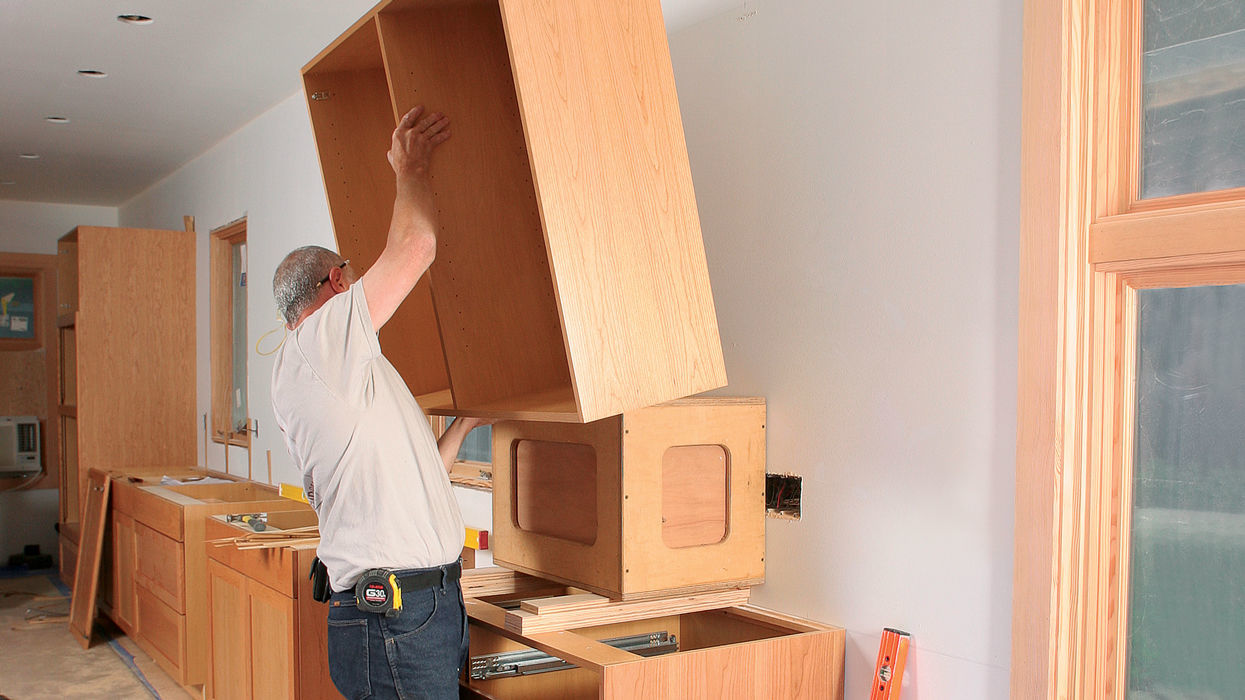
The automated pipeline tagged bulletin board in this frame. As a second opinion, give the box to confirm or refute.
[0,276,36,340]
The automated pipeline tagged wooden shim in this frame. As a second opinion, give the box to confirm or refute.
[68,470,110,648]
[519,593,610,615]
[505,588,751,635]
[461,566,562,599]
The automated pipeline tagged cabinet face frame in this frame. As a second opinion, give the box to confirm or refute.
[1015,0,1245,696]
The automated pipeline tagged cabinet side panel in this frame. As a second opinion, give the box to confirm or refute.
[602,632,841,700]
[499,0,728,421]
[303,23,451,398]
[76,227,195,470]
[378,4,572,411]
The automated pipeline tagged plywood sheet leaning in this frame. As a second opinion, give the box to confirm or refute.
[68,468,110,648]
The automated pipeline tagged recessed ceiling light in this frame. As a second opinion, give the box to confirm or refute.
[78,69,108,78]
[46,116,70,124]
[18,154,41,160]
[117,14,153,25]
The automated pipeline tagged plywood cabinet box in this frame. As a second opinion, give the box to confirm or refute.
[303,0,726,423]
[463,578,845,700]
[491,398,766,601]
[204,511,337,700]
[109,477,312,687]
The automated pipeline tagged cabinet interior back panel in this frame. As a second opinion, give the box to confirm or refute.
[304,19,451,398]
[378,4,572,411]
[498,0,727,419]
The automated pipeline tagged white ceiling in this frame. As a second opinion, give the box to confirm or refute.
[0,0,741,207]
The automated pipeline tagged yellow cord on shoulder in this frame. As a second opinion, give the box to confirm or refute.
[255,320,287,357]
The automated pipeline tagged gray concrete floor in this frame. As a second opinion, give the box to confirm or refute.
[0,573,193,700]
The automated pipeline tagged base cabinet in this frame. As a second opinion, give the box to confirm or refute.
[207,559,298,699]
[463,590,845,700]
[204,513,338,700]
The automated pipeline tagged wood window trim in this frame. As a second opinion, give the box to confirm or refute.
[1016,0,1245,696]
[210,219,250,448]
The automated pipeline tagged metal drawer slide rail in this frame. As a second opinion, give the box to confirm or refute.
[470,631,678,681]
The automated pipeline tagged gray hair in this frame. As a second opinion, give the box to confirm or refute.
[273,245,344,324]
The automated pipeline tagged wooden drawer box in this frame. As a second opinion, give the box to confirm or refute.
[464,597,844,700]
[491,398,766,600]
[137,582,187,678]
[135,523,185,611]
[303,0,725,423]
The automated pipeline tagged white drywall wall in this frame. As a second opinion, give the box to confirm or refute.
[667,0,1020,696]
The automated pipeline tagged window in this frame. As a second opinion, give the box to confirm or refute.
[210,219,249,446]
[437,416,492,489]
[1017,0,1245,695]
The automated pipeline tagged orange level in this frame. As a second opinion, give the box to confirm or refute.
[869,627,911,700]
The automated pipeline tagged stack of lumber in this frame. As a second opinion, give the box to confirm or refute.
[210,525,319,550]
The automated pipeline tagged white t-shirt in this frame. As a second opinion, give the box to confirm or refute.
[271,283,464,591]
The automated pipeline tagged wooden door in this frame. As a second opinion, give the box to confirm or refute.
[207,559,251,700]
[112,511,137,633]
[248,579,296,699]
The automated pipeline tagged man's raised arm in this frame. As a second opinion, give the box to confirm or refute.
[360,105,450,331]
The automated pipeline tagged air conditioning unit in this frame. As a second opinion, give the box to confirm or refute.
[0,416,41,477]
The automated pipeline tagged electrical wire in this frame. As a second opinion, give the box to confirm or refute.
[255,319,287,356]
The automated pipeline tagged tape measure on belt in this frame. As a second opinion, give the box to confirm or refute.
[352,562,463,617]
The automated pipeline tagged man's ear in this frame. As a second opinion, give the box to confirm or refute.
[330,266,349,293]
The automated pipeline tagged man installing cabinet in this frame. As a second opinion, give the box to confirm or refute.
[271,105,480,699]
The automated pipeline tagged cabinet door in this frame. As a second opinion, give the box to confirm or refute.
[248,580,296,699]
[112,512,137,634]
[207,559,251,700]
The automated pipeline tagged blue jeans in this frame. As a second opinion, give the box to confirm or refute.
[326,563,469,699]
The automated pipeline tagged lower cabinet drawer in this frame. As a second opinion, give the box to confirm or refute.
[464,603,845,700]
[135,522,185,612]
[136,582,187,684]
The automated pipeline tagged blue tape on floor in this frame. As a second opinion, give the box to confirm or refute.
[108,637,162,699]
[23,571,163,698]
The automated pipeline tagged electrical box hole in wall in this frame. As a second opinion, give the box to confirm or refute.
[661,444,729,548]
[766,474,801,520]
[513,440,597,545]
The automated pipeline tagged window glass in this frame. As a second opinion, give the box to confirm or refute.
[1140,1,1245,198]
[1127,284,1245,697]
[447,417,491,463]
[230,242,247,431]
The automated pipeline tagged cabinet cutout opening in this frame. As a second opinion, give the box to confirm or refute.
[513,439,597,545]
[661,444,729,548]
[766,473,802,520]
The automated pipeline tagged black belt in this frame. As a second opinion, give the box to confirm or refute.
[329,561,462,608]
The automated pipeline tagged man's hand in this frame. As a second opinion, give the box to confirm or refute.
[388,105,450,180]
[361,105,451,331]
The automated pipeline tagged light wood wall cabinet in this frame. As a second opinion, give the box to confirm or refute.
[303,0,726,423]
[492,398,766,601]
[55,226,196,528]
[204,512,337,700]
